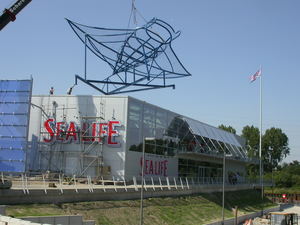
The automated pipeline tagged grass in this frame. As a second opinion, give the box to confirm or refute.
[6,189,276,225]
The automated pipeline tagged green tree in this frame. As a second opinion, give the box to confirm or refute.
[262,127,290,172]
[241,125,260,177]
[271,161,300,188]
[241,125,290,175]
[218,124,236,134]
[241,125,259,158]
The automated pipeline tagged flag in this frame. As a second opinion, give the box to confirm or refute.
[249,69,262,82]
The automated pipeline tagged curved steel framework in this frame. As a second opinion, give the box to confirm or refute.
[67,18,191,95]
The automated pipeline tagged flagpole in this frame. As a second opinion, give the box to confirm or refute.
[259,67,263,200]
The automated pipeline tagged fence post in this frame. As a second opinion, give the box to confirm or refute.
[180,177,184,190]
[42,174,47,194]
[143,178,147,191]
[186,177,190,189]
[133,176,138,191]
[158,177,163,190]
[113,176,117,192]
[73,175,78,193]
[151,177,155,191]
[59,174,63,194]
[166,177,171,190]
[123,178,127,192]
[25,174,29,194]
[174,177,178,190]
[101,176,106,192]
[87,176,93,193]
[21,174,26,194]
[91,176,94,192]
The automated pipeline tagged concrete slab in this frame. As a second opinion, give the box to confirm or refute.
[69,215,83,225]
[54,216,70,225]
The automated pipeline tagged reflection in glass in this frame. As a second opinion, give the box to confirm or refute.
[127,100,248,160]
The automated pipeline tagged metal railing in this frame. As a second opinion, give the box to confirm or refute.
[0,174,272,195]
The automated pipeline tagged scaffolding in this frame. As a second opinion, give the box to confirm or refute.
[35,96,107,178]
[79,97,106,177]
[37,98,66,174]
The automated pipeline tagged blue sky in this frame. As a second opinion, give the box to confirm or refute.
[0,0,299,163]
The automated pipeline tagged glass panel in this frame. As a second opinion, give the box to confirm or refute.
[0,92,30,102]
[0,161,25,173]
[182,116,248,159]
[0,80,32,172]
[155,109,167,139]
[128,101,142,129]
[0,140,27,149]
[0,126,27,137]
[178,158,222,178]
[127,100,143,152]
[0,80,31,90]
[0,150,25,160]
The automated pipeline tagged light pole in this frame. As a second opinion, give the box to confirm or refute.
[222,152,231,225]
[222,151,226,225]
[140,137,155,225]
[270,147,274,203]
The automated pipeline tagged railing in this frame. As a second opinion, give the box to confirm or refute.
[0,174,272,195]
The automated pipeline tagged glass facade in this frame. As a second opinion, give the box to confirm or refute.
[0,80,32,172]
[127,98,250,179]
[127,99,184,157]
[178,158,222,178]
[127,98,247,159]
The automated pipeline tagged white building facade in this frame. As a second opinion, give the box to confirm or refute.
[27,95,251,181]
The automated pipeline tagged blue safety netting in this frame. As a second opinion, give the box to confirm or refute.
[0,80,32,172]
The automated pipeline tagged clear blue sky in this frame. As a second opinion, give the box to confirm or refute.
[0,0,299,163]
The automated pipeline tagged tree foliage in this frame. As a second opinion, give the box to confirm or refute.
[241,125,260,177]
[241,125,260,158]
[218,124,236,134]
[271,161,300,188]
[240,125,289,172]
[218,124,290,176]
[262,127,290,172]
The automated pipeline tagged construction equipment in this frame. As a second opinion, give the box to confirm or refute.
[270,212,298,225]
[0,0,32,31]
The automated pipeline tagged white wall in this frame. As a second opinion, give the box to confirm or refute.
[28,95,128,179]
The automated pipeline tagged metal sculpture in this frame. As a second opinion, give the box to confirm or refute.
[67,18,191,95]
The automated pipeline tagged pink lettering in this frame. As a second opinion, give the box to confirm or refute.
[149,160,153,174]
[66,122,77,142]
[145,160,149,174]
[99,123,108,142]
[56,122,65,141]
[43,119,121,146]
[140,158,168,177]
[108,121,121,146]
[163,160,168,176]
[43,118,55,143]
[82,122,94,142]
